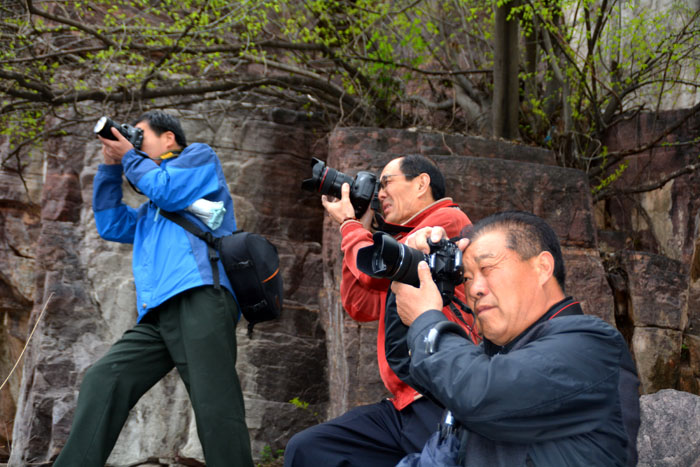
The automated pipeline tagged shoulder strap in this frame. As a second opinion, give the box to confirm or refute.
[158,210,222,289]
[158,209,216,246]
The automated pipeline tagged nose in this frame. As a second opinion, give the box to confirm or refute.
[467,274,488,302]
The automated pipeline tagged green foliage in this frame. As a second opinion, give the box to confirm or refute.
[0,0,697,185]
[593,160,629,194]
[258,444,285,466]
[288,397,309,410]
[508,0,698,187]
[0,109,45,150]
[289,396,321,423]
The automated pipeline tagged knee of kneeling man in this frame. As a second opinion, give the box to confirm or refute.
[284,426,322,455]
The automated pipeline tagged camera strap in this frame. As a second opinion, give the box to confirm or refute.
[448,297,478,343]
[371,213,413,235]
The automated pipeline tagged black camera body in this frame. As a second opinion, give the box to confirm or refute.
[301,157,378,218]
[93,116,144,150]
[356,232,464,306]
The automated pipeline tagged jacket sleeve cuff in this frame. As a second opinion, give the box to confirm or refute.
[406,309,449,354]
[340,219,363,234]
[97,163,124,178]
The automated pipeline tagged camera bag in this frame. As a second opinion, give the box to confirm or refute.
[160,210,283,336]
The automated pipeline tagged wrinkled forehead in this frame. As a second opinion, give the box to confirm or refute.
[463,230,508,269]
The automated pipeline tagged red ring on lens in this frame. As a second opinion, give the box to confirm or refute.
[319,167,329,192]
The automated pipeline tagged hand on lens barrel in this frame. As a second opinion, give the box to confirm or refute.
[391,261,443,326]
[322,182,358,225]
[405,226,449,253]
[99,127,134,164]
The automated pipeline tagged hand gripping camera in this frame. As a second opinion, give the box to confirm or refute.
[356,232,464,306]
[301,158,378,218]
[93,116,144,150]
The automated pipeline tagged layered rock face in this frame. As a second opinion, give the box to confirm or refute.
[1,109,698,465]
[0,140,42,461]
[600,109,700,395]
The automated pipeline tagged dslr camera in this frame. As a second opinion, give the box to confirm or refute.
[93,116,144,150]
[301,158,378,218]
[356,232,464,306]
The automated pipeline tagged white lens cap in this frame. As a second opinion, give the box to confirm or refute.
[94,116,108,133]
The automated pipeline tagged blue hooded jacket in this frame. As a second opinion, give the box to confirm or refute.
[92,143,236,322]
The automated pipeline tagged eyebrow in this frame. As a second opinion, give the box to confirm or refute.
[473,252,497,263]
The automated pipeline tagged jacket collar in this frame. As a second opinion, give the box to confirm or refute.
[384,198,459,239]
[483,297,582,355]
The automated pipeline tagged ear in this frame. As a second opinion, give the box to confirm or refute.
[534,251,555,286]
[163,130,179,150]
[415,173,432,198]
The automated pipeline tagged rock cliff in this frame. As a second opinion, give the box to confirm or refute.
[0,105,698,464]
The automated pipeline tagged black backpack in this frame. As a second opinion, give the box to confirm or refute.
[160,210,283,336]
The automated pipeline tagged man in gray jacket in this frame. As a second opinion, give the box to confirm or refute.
[390,211,640,466]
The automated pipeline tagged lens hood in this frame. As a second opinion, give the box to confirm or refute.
[357,232,424,287]
[94,116,119,140]
[301,158,378,218]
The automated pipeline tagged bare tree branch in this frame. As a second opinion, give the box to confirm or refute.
[594,162,699,202]
[589,100,700,178]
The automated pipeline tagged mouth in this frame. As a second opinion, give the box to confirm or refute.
[475,304,495,316]
[382,202,391,216]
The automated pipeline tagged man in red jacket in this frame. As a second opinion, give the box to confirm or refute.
[284,155,478,466]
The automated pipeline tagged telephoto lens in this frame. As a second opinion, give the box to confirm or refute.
[301,158,378,217]
[356,231,464,305]
[356,232,426,287]
[301,157,354,198]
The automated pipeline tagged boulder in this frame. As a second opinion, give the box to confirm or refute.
[328,127,558,166]
[638,389,700,466]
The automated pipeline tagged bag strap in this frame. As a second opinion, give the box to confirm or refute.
[158,210,221,289]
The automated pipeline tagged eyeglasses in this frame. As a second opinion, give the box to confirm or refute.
[379,173,418,190]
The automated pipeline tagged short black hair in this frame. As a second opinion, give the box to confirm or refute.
[133,110,187,148]
[399,154,446,201]
[464,210,566,290]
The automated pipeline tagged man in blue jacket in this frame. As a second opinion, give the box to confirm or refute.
[390,211,640,466]
[54,111,253,467]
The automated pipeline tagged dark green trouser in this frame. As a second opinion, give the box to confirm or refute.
[54,286,253,467]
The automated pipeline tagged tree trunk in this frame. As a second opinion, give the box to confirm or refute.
[493,0,520,140]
